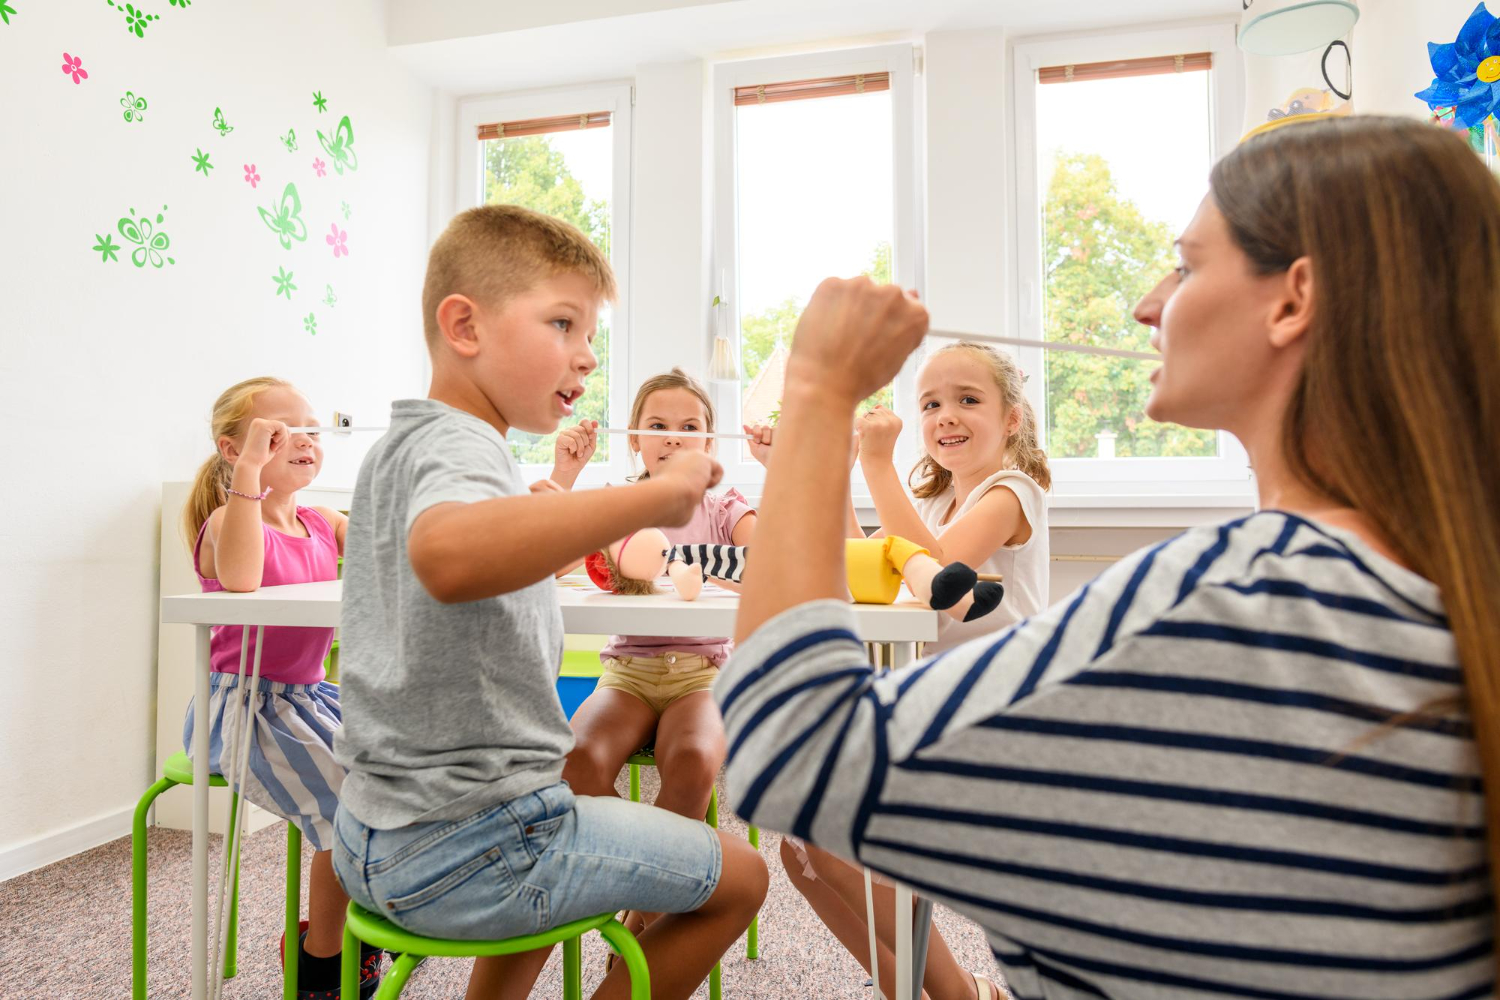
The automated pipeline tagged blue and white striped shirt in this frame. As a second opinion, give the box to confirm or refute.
[716,511,1490,1000]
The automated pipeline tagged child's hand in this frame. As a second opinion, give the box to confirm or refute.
[786,277,929,405]
[744,423,774,466]
[856,406,901,465]
[529,478,565,495]
[551,420,598,488]
[652,451,723,527]
[239,418,288,469]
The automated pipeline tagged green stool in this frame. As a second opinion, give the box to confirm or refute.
[132,751,303,1000]
[341,903,649,1000]
[627,749,762,1000]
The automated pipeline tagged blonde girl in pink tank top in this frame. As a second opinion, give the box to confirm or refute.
[181,377,381,997]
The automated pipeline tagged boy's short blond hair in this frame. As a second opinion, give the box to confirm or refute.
[421,204,616,348]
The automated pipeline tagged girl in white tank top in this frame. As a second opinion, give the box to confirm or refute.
[852,341,1051,654]
[781,342,1052,998]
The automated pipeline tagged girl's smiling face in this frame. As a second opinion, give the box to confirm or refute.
[231,385,324,492]
[916,350,1016,479]
[632,387,713,477]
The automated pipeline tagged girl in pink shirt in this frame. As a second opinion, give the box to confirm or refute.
[558,369,762,938]
[182,377,377,998]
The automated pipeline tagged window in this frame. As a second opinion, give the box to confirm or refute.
[1013,25,1251,491]
[457,85,632,481]
[714,46,921,478]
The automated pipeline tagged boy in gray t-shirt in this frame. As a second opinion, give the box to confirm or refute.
[331,205,766,1000]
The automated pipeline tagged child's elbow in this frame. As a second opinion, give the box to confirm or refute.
[411,558,467,604]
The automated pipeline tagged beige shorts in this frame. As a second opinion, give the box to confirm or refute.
[597,654,719,716]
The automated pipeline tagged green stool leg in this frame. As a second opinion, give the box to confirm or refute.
[564,934,582,1000]
[132,776,177,1000]
[704,786,721,1000]
[342,921,360,999]
[225,793,241,979]
[748,824,761,959]
[375,952,422,999]
[629,762,640,802]
[599,918,651,1000]
[285,821,301,1000]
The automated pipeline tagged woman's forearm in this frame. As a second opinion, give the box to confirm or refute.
[736,375,859,643]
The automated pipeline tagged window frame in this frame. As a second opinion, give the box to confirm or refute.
[1011,23,1253,495]
[456,82,634,485]
[712,44,925,488]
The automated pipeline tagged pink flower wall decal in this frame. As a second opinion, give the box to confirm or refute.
[313,157,327,177]
[243,164,260,188]
[62,53,88,84]
[326,223,348,259]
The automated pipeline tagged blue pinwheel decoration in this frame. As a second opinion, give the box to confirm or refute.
[1416,2,1500,127]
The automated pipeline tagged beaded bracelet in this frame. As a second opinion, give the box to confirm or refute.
[226,485,273,501]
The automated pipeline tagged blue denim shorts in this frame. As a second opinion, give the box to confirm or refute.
[332,782,722,940]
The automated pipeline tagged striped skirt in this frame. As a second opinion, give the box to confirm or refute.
[182,672,345,852]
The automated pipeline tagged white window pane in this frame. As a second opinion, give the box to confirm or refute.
[1036,70,1217,459]
[735,91,895,452]
[483,129,613,463]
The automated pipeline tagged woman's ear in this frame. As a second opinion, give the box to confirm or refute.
[1267,256,1314,350]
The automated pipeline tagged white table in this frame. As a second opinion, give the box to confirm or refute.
[162,579,939,1000]
[560,583,940,1000]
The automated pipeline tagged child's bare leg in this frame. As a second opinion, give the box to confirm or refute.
[465,948,555,1000]
[653,692,724,820]
[803,842,976,1000]
[780,840,917,997]
[302,849,350,957]
[591,830,768,1000]
[562,688,658,797]
[631,691,726,929]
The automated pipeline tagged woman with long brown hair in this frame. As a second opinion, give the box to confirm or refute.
[719,115,1498,999]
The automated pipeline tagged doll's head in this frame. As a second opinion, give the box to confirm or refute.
[628,368,716,480]
[584,527,671,595]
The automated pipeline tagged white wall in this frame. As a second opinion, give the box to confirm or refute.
[1354,0,1476,118]
[630,60,715,388]
[923,29,1011,338]
[0,0,433,877]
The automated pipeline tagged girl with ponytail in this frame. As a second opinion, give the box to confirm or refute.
[856,341,1051,653]
[182,377,379,996]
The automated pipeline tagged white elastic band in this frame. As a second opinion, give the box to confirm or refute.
[928,328,1159,362]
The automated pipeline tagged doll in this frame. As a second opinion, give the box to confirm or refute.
[586,532,1004,622]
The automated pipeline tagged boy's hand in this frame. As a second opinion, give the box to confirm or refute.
[785,277,929,406]
[239,418,288,469]
[652,451,723,527]
[856,406,901,465]
[551,420,598,489]
[743,423,774,466]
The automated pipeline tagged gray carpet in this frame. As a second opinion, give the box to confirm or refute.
[0,769,1003,998]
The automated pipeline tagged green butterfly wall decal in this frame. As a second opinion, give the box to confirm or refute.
[118,205,174,268]
[257,182,308,250]
[316,115,358,175]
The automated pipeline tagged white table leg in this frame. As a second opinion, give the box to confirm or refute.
[192,626,210,1000]
[865,866,884,1000]
[888,641,919,1000]
[895,884,914,1000]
